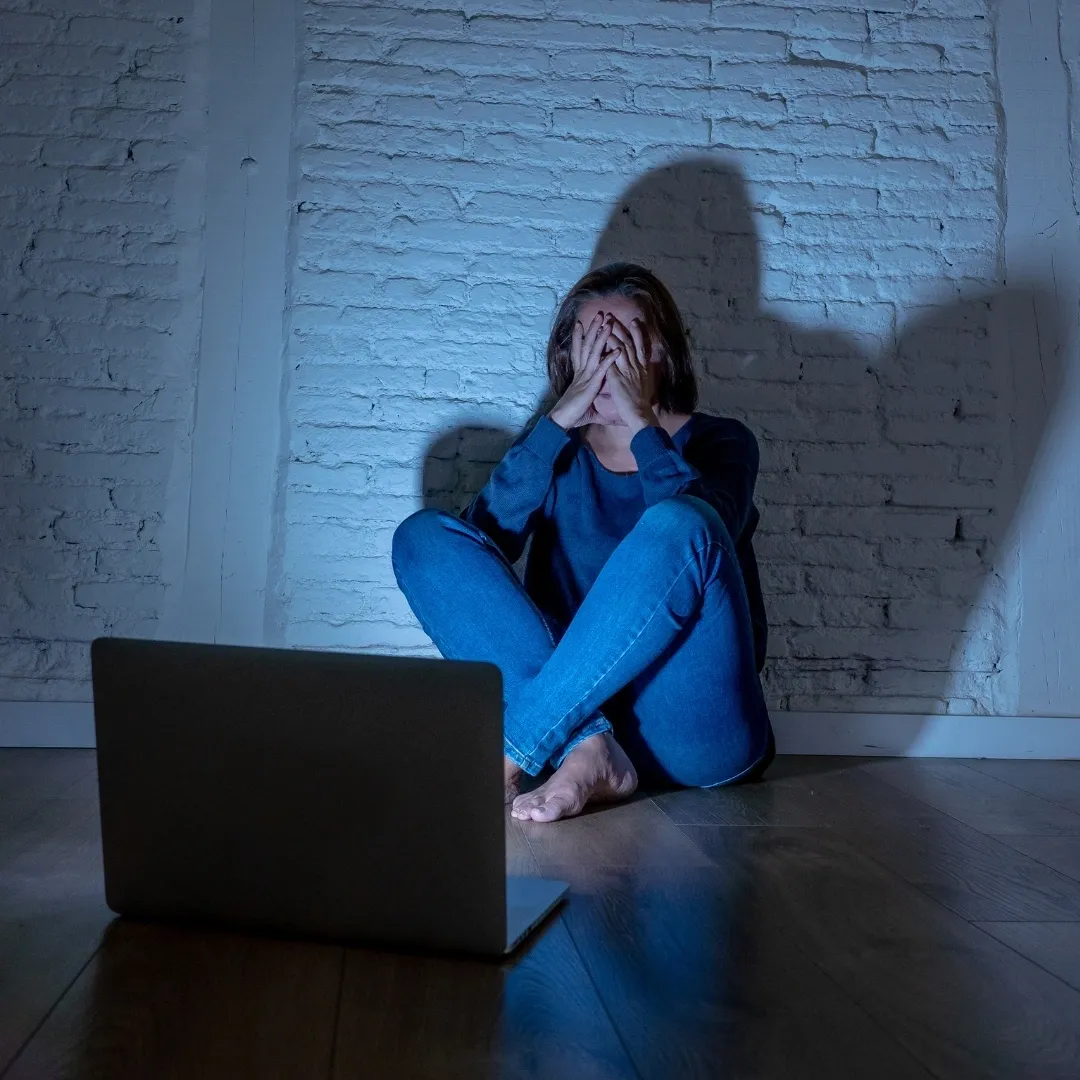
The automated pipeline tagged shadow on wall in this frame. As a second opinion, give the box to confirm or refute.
[420,157,1067,744]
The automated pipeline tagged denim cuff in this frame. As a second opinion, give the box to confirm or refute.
[629,422,676,470]
[523,413,572,468]
[505,710,613,776]
[503,736,540,776]
[549,714,613,770]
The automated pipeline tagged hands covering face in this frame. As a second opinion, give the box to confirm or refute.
[555,309,660,432]
[599,315,657,425]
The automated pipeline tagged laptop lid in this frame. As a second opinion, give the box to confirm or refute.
[90,638,509,955]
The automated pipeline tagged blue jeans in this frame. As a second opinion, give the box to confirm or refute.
[390,494,774,786]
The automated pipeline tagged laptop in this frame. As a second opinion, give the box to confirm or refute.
[89,637,568,957]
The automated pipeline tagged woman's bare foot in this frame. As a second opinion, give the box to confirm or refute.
[510,732,637,823]
[504,755,524,806]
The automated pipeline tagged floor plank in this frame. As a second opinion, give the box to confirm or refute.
[974,922,1080,992]
[860,758,1080,836]
[961,759,1080,815]
[0,800,45,849]
[992,834,1080,883]
[673,762,1080,922]
[331,918,638,1080]
[840,788,1080,923]
[514,789,934,1079]
[5,920,343,1080]
[554,865,935,1080]
[58,765,100,803]
[521,796,712,877]
[328,812,638,1079]
[684,825,1080,1080]
[506,814,539,877]
[654,757,877,828]
[0,797,112,1074]
[658,760,1080,922]
[0,749,96,804]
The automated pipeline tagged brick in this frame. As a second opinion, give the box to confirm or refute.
[309,7,462,36]
[714,61,867,96]
[553,0,709,27]
[389,39,549,76]
[793,11,866,39]
[868,71,994,101]
[633,86,786,123]
[552,107,708,144]
[471,15,618,49]
[798,155,951,189]
[567,49,709,84]
[637,25,788,59]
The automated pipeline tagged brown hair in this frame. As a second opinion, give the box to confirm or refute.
[545,262,698,415]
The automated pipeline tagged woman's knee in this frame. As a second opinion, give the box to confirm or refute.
[630,697,772,789]
[653,733,768,790]
[391,507,455,574]
[640,494,730,547]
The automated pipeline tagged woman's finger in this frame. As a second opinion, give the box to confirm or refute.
[578,320,593,366]
[571,319,584,373]
[589,348,619,383]
[585,322,611,375]
[613,326,643,382]
[615,349,645,400]
[605,319,638,368]
[587,323,614,371]
[582,311,607,359]
[628,317,650,368]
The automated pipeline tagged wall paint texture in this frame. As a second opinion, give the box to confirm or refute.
[0,0,206,701]
[1,0,1078,729]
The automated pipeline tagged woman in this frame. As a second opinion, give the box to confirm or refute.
[391,262,774,823]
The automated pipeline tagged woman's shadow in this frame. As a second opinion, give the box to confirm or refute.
[420,156,1067,747]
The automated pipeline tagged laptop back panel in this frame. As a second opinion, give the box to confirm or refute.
[90,638,508,955]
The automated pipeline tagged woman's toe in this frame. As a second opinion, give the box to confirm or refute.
[529,801,561,822]
[530,790,577,822]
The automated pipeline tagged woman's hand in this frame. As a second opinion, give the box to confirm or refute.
[548,311,620,430]
[602,316,659,430]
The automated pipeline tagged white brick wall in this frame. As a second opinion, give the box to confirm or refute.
[7,0,1053,723]
[280,0,1011,716]
[0,1,203,700]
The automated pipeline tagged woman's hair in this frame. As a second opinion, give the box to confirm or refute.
[545,262,698,414]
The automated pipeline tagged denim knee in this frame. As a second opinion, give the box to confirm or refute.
[391,507,454,577]
[639,494,732,550]
[649,726,771,790]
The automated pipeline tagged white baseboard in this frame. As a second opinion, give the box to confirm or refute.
[772,711,1080,759]
[0,702,96,748]
[1,703,1078,759]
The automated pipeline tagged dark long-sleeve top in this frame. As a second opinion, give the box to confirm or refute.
[459,411,768,673]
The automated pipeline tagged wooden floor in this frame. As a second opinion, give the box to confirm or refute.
[2,752,1080,1078]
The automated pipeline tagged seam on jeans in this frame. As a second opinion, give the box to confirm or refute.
[446,518,564,652]
[702,745,769,788]
[700,721,772,788]
[392,545,552,775]
[396,560,541,774]
[530,538,730,763]
[503,737,535,773]
[391,557,460,663]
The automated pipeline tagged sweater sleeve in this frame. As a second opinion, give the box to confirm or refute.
[459,412,571,564]
[629,418,759,543]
